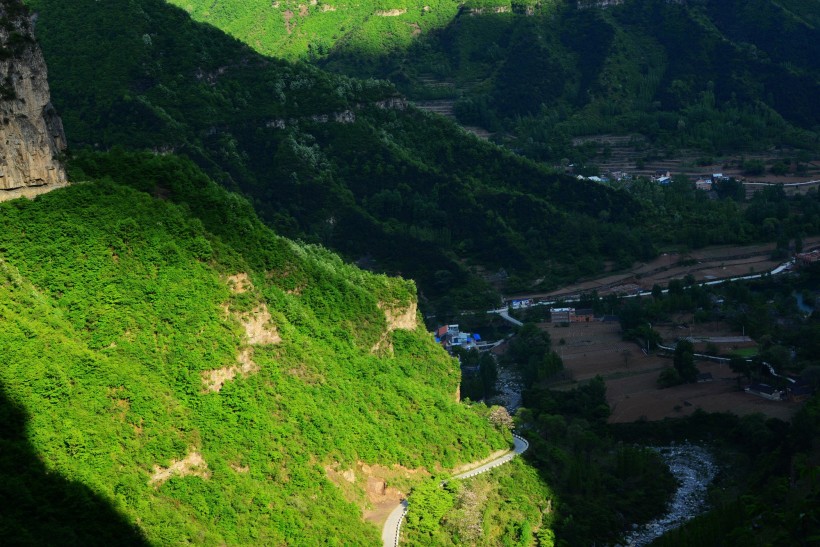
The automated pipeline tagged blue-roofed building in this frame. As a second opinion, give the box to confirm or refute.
[434,324,478,352]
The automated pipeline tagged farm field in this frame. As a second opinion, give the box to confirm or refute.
[573,134,820,187]
[513,236,820,303]
[538,319,800,424]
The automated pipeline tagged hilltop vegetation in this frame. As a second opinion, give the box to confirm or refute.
[23,0,664,309]
[165,0,464,61]
[332,0,820,161]
[0,151,512,543]
[168,0,820,161]
[24,0,820,313]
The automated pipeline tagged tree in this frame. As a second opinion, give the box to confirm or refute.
[658,365,683,388]
[504,323,563,386]
[479,353,498,398]
[673,339,698,382]
[668,278,685,296]
[406,481,455,535]
[795,234,804,254]
[742,159,765,175]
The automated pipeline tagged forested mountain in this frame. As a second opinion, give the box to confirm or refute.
[0,148,517,543]
[23,0,661,310]
[0,1,532,541]
[345,0,820,160]
[25,0,820,312]
[167,0,820,161]
[3,0,819,544]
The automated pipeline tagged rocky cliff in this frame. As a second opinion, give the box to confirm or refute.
[0,0,65,191]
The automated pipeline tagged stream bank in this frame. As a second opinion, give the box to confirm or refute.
[624,443,718,546]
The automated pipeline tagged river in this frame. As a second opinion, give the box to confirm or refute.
[492,364,523,414]
[490,362,718,546]
[624,443,718,546]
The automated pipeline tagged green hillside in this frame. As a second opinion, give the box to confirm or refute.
[167,0,820,160]
[164,0,465,61]
[0,152,511,544]
[24,0,820,313]
[330,0,820,161]
[23,0,662,308]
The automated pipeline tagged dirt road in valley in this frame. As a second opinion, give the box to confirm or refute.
[504,237,820,303]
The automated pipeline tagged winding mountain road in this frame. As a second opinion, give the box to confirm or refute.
[382,434,529,547]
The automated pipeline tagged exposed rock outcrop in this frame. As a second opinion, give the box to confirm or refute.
[149,451,210,486]
[201,273,281,392]
[0,0,66,192]
[370,301,419,354]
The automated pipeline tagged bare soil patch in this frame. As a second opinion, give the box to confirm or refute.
[326,461,427,527]
[606,361,801,423]
[203,275,281,391]
[202,348,260,392]
[380,301,418,332]
[371,301,418,354]
[539,320,798,423]
[0,182,69,203]
[226,272,252,294]
[150,451,210,486]
[375,8,406,16]
[241,305,282,345]
[224,273,282,344]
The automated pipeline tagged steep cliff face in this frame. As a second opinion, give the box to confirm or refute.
[0,0,65,191]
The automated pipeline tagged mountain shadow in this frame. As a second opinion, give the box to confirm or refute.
[0,385,147,546]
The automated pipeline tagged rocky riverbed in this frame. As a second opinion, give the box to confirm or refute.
[624,443,718,546]
[491,364,523,414]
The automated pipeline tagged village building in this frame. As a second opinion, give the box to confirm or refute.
[609,171,632,182]
[652,170,672,184]
[572,308,595,322]
[695,177,713,191]
[511,299,533,310]
[744,383,784,401]
[550,307,575,323]
[434,324,479,352]
[796,250,820,267]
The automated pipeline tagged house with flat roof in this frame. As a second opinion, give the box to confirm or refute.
[550,308,575,323]
[572,309,595,322]
[434,324,478,352]
[745,383,784,401]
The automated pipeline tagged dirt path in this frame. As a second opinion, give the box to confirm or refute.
[0,182,69,203]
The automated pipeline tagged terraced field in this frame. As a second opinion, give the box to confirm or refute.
[573,134,820,185]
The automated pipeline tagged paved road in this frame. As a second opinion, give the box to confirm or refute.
[382,435,529,547]
[497,309,524,327]
[381,500,408,547]
[488,258,795,318]
[453,435,529,480]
